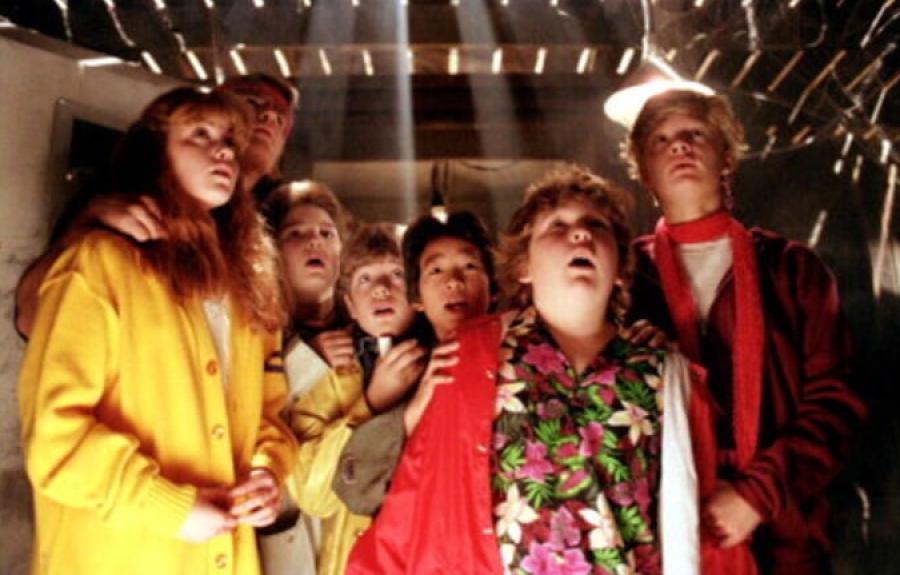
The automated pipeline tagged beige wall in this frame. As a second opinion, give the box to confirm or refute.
[0,31,177,574]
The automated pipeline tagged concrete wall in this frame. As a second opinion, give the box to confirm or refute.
[0,31,177,574]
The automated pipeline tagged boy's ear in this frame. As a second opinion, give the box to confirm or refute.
[412,300,425,313]
[517,260,532,285]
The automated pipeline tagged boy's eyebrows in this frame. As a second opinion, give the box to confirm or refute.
[421,246,480,267]
[420,252,446,268]
[280,218,335,230]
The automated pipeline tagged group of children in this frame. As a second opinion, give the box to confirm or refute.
[16,74,865,575]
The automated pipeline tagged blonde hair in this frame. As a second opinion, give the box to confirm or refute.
[623,90,747,181]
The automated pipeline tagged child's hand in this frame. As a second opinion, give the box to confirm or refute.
[403,340,460,435]
[90,194,167,242]
[178,487,235,542]
[366,339,428,412]
[309,328,355,369]
[701,481,762,548]
[621,319,670,350]
[227,468,281,527]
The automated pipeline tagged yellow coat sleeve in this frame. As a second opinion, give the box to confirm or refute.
[250,337,298,486]
[18,239,196,538]
[289,365,372,517]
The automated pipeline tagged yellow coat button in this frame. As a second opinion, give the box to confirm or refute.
[206,360,218,376]
[215,553,228,569]
[212,424,226,440]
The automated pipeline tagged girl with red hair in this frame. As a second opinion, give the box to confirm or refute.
[18,87,295,575]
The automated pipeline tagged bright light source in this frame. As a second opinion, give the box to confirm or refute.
[141,51,162,74]
[449,47,459,75]
[274,49,291,78]
[407,48,415,74]
[431,205,449,223]
[616,48,635,75]
[841,133,854,156]
[852,154,863,184]
[534,47,547,75]
[78,56,123,69]
[492,48,503,75]
[185,50,208,81]
[253,0,264,7]
[808,210,828,247]
[318,49,332,76]
[362,49,374,76]
[694,49,719,81]
[229,48,247,75]
[576,48,591,74]
[604,79,714,128]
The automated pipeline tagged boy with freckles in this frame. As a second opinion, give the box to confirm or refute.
[288,222,430,575]
[332,211,500,519]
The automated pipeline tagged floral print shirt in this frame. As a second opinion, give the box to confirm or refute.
[491,307,666,575]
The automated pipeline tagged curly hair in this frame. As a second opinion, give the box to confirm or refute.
[623,89,747,182]
[402,211,498,304]
[498,165,633,323]
[109,86,284,332]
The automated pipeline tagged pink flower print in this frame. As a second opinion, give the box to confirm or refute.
[578,422,605,457]
[496,382,527,415]
[556,371,576,389]
[555,442,580,464]
[548,507,581,550]
[633,543,662,574]
[632,477,651,513]
[598,386,617,405]
[520,542,593,575]
[607,401,655,445]
[607,482,635,507]
[538,398,566,419]
[557,469,591,497]
[585,366,618,387]
[521,542,562,575]
[559,549,592,575]
[579,493,624,550]
[499,360,519,383]
[524,343,567,376]
[495,485,539,544]
[494,431,510,451]
[517,441,555,482]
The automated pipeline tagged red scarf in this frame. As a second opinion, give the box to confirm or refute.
[653,210,763,575]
